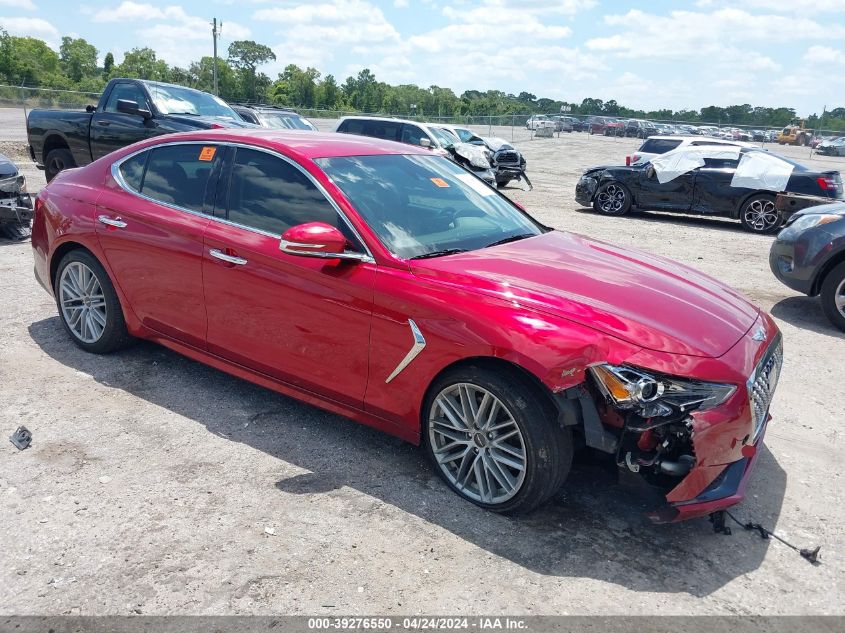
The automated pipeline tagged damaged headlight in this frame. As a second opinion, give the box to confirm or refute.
[590,364,736,418]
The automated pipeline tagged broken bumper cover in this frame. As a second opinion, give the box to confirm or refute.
[648,416,768,523]
[575,176,597,206]
[0,193,34,223]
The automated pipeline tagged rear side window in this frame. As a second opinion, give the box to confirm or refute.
[363,120,402,141]
[118,152,148,191]
[226,147,339,235]
[639,139,682,154]
[104,82,150,113]
[141,144,218,212]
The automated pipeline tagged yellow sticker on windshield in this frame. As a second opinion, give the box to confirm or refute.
[199,146,216,161]
[430,177,449,188]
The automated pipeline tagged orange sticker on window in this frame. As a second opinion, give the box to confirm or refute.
[198,146,216,161]
[430,178,449,188]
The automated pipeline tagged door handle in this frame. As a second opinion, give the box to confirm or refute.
[97,120,111,126]
[97,214,127,228]
[209,248,247,266]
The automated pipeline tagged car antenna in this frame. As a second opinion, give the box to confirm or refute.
[710,510,821,564]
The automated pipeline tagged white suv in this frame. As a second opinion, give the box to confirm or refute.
[629,135,757,165]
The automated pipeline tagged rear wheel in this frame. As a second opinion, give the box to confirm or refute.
[593,181,632,215]
[45,148,76,182]
[54,250,132,353]
[739,194,781,234]
[820,261,845,333]
[424,365,571,514]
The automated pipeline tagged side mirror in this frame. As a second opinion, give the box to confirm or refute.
[419,138,432,148]
[645,165,656,179]
[116,99,152,120]
[280,222,370,263]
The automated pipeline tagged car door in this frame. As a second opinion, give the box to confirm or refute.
[90,82,158,160]
[691,157,744,215]
[634,166,695,211]
[202,145,376,407]
[95,142,224,348]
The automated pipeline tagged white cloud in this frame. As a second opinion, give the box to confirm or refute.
[732,0,843,12]
[0,15,58,46]
[90,2,250,66]
[587,8,841,58]
[0,0,35,10]
[803,45,845,65]
[393,0,409,7]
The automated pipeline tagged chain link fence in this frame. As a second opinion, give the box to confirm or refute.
[3,85,843,140]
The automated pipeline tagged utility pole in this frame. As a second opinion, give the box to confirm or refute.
[211,18,221,96]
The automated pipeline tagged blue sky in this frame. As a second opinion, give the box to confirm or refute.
[1,0,844,115]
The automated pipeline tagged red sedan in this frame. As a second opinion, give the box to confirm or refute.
[32,129,783,522]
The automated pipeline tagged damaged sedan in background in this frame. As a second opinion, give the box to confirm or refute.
[0,153,33,241]
[576,146,843,233]
[433,124,531,189]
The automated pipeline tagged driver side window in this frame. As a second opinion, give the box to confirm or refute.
[104,83,151,113]
[225,147,358,246]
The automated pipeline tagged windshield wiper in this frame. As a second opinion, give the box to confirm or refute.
[410,248,468,260]
[483,233,536,249]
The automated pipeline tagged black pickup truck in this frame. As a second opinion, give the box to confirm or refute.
[27,78,255,181]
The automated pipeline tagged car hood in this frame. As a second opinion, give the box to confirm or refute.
[411,231,759,358]
[166,115,258,129]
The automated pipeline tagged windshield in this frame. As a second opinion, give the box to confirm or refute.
[146,84,239,119]
[454,128,474,142]
[745,149,809,171]
[316,154,544,259]
[430,127,459,147]
[258,112,317,130]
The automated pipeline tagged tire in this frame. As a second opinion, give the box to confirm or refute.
[593,181,632,215]
[423,365,572,515]
[54,249,132,354]
[496,179,512,188]
[820,261,845,333]
[739,194,782,234]
[45,148,76,183]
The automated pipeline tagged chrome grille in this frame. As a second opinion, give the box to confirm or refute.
[748,338,783,439]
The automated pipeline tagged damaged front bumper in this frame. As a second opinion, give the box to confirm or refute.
[575,175,597,206]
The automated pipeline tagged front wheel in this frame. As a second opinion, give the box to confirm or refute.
[593,181,632,215]
[740,194,781,234]
[424,366,571,514]
[54,250,132,353]
[820,261,845,333]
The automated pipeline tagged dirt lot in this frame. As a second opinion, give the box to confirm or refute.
[1,108,843,615]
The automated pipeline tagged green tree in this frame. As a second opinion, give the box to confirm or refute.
[59,37,98,83]
[103,52,114,76]
[227,40,276,101]
[118,47,169,81]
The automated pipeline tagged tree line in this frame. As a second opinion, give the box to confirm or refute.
[1,28,843,131]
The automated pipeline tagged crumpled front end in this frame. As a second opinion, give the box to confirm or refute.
[575,174,598,206]
[584,312,783,523]
[0,156,34,240]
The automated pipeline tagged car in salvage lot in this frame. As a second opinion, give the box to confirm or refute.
[576,145,844,233]
[26,78,255,182]
[32,128,784,523]
[771,201,845,332]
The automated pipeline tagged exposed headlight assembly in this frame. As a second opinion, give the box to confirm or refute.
[590,364,736,418]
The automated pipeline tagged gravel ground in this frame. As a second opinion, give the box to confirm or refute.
[1,108,843,615]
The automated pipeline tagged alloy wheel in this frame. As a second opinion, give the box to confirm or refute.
[743,199,779,232]
[597,184,627,214]
[59,261,107,344]
[835,278,845,319]
[428,383,527,504]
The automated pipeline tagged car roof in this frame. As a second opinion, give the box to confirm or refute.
[122,128,431,160]
[645,135,756,146]
[338,115,433,128]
